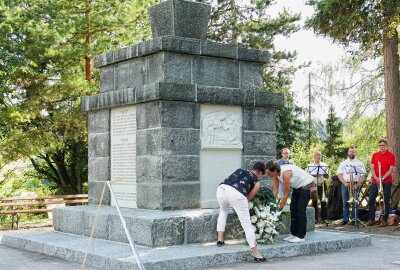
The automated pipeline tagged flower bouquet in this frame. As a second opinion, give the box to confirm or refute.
[249,187,283,243]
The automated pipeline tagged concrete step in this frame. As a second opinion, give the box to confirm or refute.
[0,230,371,270]
[52,205,315,247]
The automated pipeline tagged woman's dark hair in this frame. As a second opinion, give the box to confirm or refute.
[252,162,266,175]
[265,160,281,173]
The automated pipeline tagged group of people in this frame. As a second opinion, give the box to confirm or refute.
[215,138,396,261]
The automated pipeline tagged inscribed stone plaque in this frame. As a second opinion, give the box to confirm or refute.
[200,105,242,208]
[111,105,137,208]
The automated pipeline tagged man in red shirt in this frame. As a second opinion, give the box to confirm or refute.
[367,139,396,227]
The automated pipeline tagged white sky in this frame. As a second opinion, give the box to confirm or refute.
[269,0,349,120]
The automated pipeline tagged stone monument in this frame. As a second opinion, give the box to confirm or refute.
[0,1,372,269]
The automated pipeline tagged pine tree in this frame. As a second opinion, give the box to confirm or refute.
[324,106,343,158]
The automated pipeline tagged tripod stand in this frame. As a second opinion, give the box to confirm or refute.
[343,165,368,228]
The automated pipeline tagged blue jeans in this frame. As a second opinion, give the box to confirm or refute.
[368,182,392,222]
[341,184,360,223]
[290,187,310,239]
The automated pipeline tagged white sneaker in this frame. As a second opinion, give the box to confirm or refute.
[288,236,305,243]
[283,235,295,241]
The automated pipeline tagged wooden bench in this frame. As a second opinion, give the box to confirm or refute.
[0,194,88,229]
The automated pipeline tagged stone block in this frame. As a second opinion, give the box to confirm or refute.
[238,46,269,63]
[128,44,138,58]
[157,82,196,102]
[113,47,128,63]
[196,86,253,106]
[242,131,276,156]
[243,107,276,131]
[136,156,162,184]
[149,0,211,40]
[146,52,165,84]
[163,52,192,84]
[99,65,115,92]
[88,157,110,182]
[107,214,152,245]
[185,212,218,244]
[161,182,200,209]
[200,41,237,59]
[161,101,199,128]
[254,91,285,108]
[115,58,146,90]
[137,183,163,209]
[240,62,264,89]
[88,133,110,158]
[136,128,162,156]
[151,217,185,246]
[88,109,110,133]
[105,51,114,64]
[242,156,274,170]
[136,102,162,129]
[83,210,110,240]
[161,36,201,55]
[53,207,84,235]
[192,57,239,88]
[278,207,315,234]
[137,37,162,57]
[93,54,107,68]
[88,181,111,205]
[162,155,200,182]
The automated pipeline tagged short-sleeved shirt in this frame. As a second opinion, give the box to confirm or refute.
[336,158,366,182]
[371,150,396,184]
[277,159,294,166]
[307,162,329,185]
[279,165,314,189]
[220,168,258,197]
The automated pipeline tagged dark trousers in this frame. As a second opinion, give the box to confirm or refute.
[311,183,328,221]
[368,182,392,222]
[290,187,311,239]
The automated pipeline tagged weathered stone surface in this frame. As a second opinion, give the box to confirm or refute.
[243,107,276,131]
[53,207,84,235]
[82,210,110,240]
[146,53,164,84]
[137,37,162,57]
[88,133,110,158]
[148,0,211,40]
[161,182,200,209]
[99,65,114,92]
[163,52,192,84]
[162,155,200,182]
[192,57,239,88]
[242,131,276,156]
[115,58,146,90]
[137,183,163,209]
[162,36,201,55]
[238,46,269,63]
[88,157,110,182]
[114,47,129,63]
[88,181,111,205]
[255,90,285,108]
[242,156,274,170]
[240,62,264,89]
[137,128,200,156]
[136,156,163,184]
[200,41,237,59]
[196,86,253,106]
[151,217,185,246]
[88,110,110,133]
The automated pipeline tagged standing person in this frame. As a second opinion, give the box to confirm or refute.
[266,160,314,243]
[277,148,294,200]
[337,147,366,225]
[307,151,329,224]
[367,139,396,227]
[216,162,266,262]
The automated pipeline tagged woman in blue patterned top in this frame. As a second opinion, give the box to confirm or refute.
[216,162,266,262]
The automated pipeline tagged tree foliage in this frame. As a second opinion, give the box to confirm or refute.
[324,105,344,158]
[0,0,155,193]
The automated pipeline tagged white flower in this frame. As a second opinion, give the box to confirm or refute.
[255,234,260,239]
[256,220,265,229]
[249,202,254,209]
[260,211,267,219]
[251,215,258,223]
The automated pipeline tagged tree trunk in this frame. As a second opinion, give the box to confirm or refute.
[383,30,400,182]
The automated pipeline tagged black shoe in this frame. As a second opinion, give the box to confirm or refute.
[342,221,349,225]
[216,240,224,247]
[251,255,267,262]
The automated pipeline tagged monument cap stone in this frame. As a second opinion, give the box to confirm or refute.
[148,0,211,40]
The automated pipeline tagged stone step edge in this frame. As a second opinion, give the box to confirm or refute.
[0,231,372,270]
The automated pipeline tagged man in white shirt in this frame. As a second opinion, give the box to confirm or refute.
[307,151,329,224]
[266,160,314,243]
[337,147,366,225]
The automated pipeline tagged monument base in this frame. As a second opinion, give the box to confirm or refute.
[52,205,315,248]
[1,230,371,270]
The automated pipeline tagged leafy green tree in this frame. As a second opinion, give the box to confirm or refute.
[0,0,155,193]
[306,0,400,179]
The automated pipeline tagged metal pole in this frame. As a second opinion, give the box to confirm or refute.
[106,181,145,270]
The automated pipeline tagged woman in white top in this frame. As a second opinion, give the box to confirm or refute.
[266,160,314,243]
